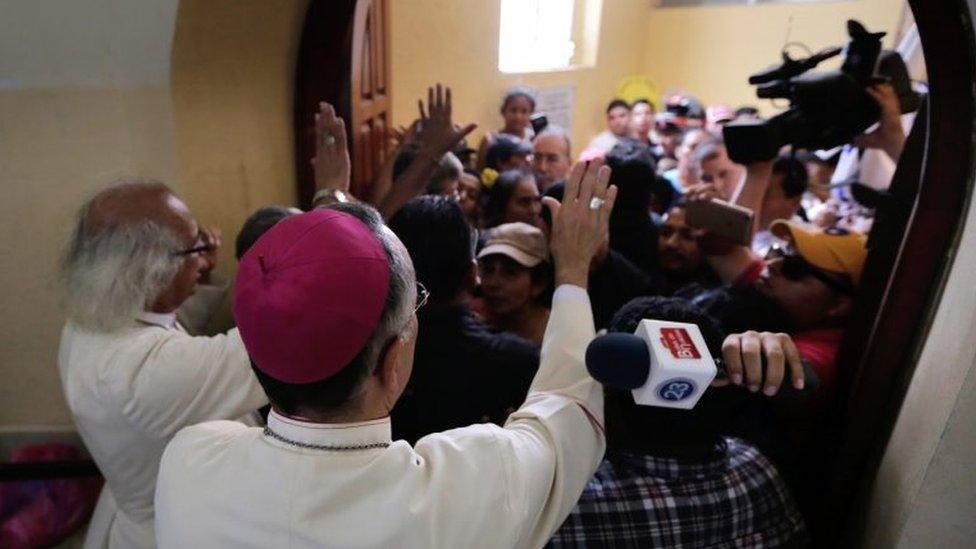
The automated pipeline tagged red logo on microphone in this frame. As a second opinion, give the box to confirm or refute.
[660,328,701,359]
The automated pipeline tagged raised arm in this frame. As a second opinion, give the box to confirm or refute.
[376,84,476,219]
[496,160,618,548]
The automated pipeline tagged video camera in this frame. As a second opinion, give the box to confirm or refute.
[723,20,918,163]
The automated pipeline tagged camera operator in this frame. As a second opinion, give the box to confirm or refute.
[826,81,917,232]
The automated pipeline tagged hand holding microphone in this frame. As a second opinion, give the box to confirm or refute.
[718,331,805,395]
[586,322,817,409]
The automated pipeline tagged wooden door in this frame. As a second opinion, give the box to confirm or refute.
[294,0,392,208]
[349,0,392,201]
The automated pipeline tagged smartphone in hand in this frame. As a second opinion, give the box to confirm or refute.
[684,199,754,246]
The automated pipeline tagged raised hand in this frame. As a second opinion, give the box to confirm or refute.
[542,159,617,288]
[716,331,805,395]
[415,84,477,158]
[375,84,476,219]
[311,102,351,193]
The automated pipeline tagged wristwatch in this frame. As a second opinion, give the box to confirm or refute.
[312,188,351,207]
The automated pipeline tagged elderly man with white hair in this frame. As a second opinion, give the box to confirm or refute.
[58,178,268,548]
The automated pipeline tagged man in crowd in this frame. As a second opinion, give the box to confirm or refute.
[651,115,684,168]
[662,127,709,193]
[691,137,744,200]
[628,98,655,147]
[387,196,539,443]
[533,126,573,192]
[658,204,720,292]
[549,297,809,548]
[58,180,268,548]
[706,104,736,135]
[154,161,619,547]
[587,99,631,153]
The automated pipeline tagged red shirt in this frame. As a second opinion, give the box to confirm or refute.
[733,259,842,392]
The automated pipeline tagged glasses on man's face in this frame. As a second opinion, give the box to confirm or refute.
[172,244,214,257]
[766,244,853,295]
[414,282,430,314]
[173,227,217,258]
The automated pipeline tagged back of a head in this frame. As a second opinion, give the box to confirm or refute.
[482,168,530,228]
[62,179,186,332]
[772,155,809,198]
[425,152,463,195]
[235,206,299,260]
[485,134,530,171]
[388,196,474,304]
[392,144,421,182]
[604,296,734,458]
[239,203,415,419]
[692,136,725,170]
[605,141,657,215]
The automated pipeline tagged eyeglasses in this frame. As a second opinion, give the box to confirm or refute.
[172,244,215,257]
[414,282,430,313]
[766,244,854,295]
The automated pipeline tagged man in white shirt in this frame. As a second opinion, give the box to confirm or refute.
[154,160,619,548]
[58,180,268,548]
[587,99,631,153]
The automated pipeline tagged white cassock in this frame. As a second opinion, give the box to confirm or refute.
[154,285,605,548]
[58,311,268,549]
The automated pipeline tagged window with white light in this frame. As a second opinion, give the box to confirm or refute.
[498,0,578,73]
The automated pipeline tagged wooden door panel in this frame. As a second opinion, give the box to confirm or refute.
[294,0,390,207]
[350,0,391,200]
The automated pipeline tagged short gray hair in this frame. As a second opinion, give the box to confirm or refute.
[536,125,572,158]
[61,180,183,332]
[323,202,416,375]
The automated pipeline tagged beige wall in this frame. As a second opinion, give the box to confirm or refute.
[170,0,308,282]
[390,0,648,158]
[389,0,904,152]
[0,0,308,427]
[642,0,904,115]
[0,0,181,427]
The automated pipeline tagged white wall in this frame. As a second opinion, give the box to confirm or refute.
[864,186,976,546]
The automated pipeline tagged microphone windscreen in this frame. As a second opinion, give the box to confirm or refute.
[585,333,651,390]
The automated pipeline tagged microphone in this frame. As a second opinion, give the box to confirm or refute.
[586,320,717,410]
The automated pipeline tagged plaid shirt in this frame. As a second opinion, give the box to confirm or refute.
[548,437,808,548]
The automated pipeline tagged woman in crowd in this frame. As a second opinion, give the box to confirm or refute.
[481,169,543,229]
[477,222,553,345]
[477,87,537,168]
[496,87,536,142]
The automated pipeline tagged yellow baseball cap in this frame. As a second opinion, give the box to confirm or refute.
[771,221,868,286]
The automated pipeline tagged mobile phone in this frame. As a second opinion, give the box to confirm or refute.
[684,199,754,246]
[530,113,549,135]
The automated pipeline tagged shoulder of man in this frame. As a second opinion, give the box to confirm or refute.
[162,420,256,469]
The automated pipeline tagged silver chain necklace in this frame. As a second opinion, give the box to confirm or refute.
[263,426,391,452]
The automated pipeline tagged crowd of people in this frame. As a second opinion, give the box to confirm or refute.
[52,64,913,546]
